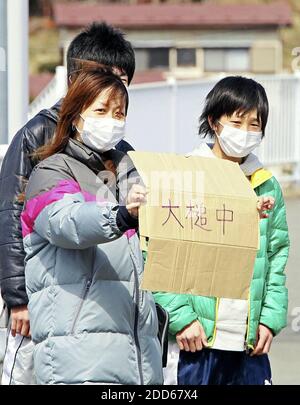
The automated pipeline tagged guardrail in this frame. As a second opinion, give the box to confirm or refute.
[22,68,300,184]
[28,66,67,121]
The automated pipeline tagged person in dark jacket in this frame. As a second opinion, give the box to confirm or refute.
[0,22,136,384]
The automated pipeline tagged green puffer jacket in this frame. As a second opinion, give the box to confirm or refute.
[154,169,289,349]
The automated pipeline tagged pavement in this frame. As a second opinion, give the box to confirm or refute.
[269,196,300,385]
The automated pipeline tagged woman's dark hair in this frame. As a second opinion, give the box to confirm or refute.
[199,76,269,138]
[34,64,128,161]
[67,22,135,84]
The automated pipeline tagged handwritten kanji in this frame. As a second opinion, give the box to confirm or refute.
[194,203,212,232]
[162,199,184,228]
[216,204,234,235]
[186,202,212,231]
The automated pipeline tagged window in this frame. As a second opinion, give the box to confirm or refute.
[135,49,149,71]
[177,48,196,67]
[204,48,249,72]
[148,48,170,69]
[135,47,170,71]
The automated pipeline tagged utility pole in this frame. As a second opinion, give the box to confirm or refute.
[0,0,8,145]
[7,0,29,142]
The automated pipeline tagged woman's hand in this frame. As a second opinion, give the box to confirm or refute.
[257,196,275,219]
[250,324,273,356]
[11,305,31,338]
[176,320,208,352]
[126,184,148,218]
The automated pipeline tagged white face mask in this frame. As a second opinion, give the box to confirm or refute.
[217,121,262,158]
[78,115,126,152]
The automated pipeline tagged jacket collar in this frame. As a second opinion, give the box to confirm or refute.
[250,168,273,189]
[63,138,107,174]
[188,143,273,188]
[39,99,62,124]
[63,138,133,178]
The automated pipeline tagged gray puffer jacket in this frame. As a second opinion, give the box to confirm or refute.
[21,139,163,385]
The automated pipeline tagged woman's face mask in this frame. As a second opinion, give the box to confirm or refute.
[77,115,126,152]
[216,121,262,158]
[75,89,127,152]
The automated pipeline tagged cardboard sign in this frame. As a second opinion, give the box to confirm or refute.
[128,151,259,299]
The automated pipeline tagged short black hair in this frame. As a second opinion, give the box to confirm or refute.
[67,22,135,84]
[199,76,269,137]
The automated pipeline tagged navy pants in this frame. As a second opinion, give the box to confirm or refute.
[178,349,272,385]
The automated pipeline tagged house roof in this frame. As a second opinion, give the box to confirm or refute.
[29,72,54,99]
[132,69,166,85]
[53,1,292,30]
[29,70,166,100]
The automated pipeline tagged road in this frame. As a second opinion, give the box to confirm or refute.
[269,197,300,385]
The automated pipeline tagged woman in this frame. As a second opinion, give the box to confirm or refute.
[21,66,163,385]
[154,76,289,385]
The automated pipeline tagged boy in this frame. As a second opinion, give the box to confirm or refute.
[154,76,289,385]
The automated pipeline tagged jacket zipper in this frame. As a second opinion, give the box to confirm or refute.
[208,295,253,352]
[207,296,254,351]
[70,279,92,334]
[129,244,144,385]
[159,307,169,349]
[244,291,254,352]
[207,297,220,347]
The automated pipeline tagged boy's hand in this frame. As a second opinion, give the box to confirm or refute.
[257,196,275,219]
[176,320,208,352]
[126,184,148,218]
[11,305,31,338]
[250,324,273,356]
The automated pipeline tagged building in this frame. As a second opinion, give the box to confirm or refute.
[53,1,292,82]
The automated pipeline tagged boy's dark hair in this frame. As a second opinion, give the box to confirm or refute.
[67,22,135,84]
[199,76,269,138]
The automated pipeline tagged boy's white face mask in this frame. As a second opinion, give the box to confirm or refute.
[217,121,262,158]
[78,115,126,152]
